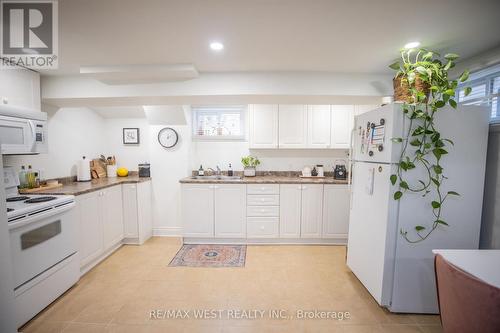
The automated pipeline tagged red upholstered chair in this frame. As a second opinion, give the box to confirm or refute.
[434,254,500,333]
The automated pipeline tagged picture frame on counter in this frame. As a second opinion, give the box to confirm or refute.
[123,128,140,144]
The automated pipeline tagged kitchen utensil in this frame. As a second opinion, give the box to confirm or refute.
[91,159,107,178]
[107,165,117,178]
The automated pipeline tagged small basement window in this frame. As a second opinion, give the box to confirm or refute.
[192,105,246,140]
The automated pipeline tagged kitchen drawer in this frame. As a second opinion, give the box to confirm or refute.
[247,217,279,238]
[247,206,279,217]
[247,184,279,195]
[247,195,279,206]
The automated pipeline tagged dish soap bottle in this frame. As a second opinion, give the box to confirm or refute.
[198,165,205,176]
[19,166,27,188]
[228,163,233,176]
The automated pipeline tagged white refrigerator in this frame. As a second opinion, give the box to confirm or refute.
[347,103,490,313]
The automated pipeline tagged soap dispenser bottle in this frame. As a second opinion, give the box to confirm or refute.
[19,166,27,188]
[228,163,233,177]
[198,165,205,176]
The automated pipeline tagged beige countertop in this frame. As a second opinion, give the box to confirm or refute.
[179,175,349,185]
[32,175,151,196]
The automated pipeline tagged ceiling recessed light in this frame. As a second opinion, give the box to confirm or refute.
[210,42,224,51]
[404,41,420,49]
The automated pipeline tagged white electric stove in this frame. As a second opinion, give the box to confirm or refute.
[3,167,79,328]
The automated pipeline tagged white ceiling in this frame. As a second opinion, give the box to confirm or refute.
[49,0,500,76]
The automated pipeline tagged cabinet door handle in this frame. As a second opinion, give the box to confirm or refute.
[297,186,302,190]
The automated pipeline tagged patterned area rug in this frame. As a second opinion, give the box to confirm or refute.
[169,244,247,267]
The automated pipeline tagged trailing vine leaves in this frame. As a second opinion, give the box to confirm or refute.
[389,48,470,243]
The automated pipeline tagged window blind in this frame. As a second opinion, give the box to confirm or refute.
[457,64,500,123]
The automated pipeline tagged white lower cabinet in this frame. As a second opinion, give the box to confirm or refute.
[77,182,152,273]
[300,184,324,238]
[279,184,302,238]
[182,184,246,238]
[215,184,246,238]
[182,183,350,243]
[102,185,124,251]
[77,186,124,272]
[322,185,350,238]
[182,184,215,237]
[77,191,103,268]
[122,181,153,244]
[247,217,279,238]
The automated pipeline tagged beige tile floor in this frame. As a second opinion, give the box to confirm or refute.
[20,237,442,333]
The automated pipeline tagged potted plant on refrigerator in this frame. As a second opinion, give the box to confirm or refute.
[388,47,471,243]
[241,156,260,177]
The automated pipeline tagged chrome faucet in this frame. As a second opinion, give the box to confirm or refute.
[207,166,222,176]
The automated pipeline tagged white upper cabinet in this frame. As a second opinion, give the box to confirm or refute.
[249,104,279,149]
[0,67,41,111]
[300,184,324,238]
[307,105,331,148]
[331,105,355,149]
[215,184,247,238]
[247,104,381,150]
[278,104,308,148]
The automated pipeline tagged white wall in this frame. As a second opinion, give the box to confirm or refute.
[103,118,150,171]
[3,107,106,179]
[3,106,350,236]
[103,109,348,235]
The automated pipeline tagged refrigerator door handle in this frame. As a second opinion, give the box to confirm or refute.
[348,126,356,186]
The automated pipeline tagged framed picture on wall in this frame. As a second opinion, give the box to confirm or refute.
[123,128,140,144]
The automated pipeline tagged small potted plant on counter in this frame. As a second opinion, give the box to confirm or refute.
[241,156,260,177]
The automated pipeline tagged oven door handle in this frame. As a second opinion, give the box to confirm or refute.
[8,201,76,231]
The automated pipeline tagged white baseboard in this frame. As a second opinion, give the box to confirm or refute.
[153,227,183,237]
[183,237,347,245]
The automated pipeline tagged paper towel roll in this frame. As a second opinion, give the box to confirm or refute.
[77,156,91,182]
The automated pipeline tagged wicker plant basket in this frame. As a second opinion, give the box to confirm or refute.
[393,74,430,103]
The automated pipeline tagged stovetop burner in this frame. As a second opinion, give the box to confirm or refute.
[6,196,30,202]
[24,196,57,203]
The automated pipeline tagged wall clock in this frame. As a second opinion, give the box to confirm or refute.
[158,127,179,148]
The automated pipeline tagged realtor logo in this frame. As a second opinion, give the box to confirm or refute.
[1,0,58,69]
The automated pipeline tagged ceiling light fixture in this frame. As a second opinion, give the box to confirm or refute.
[210,42,224,51]
[404,41,420,49]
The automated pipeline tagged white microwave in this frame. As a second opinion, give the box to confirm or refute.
[0,107,48,155]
